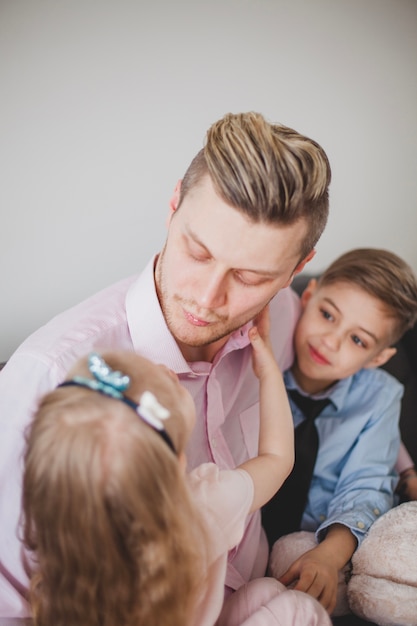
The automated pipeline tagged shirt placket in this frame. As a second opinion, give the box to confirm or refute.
[206,368,236,469]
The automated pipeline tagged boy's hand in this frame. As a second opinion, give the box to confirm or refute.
[278,525,356,615]
[278,547,339,614]
[249,306,280,380]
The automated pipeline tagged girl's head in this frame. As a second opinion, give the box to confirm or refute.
[22,351,205,626]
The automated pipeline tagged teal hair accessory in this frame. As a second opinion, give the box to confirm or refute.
[58,352,175,453]
[71,352,131,399]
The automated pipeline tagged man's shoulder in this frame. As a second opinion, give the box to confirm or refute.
[270,284,300,308]
[268,286,301,370]
[269,285,301,330]
[6,274,139,373]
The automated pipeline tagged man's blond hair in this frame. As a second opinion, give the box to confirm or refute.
[179,111,331,259]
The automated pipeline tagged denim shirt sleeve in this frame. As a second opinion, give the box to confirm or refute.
[314,371,402,547]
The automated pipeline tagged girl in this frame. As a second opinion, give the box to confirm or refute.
[21,309,331,626]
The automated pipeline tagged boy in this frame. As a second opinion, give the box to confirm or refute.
[262,248,417,616]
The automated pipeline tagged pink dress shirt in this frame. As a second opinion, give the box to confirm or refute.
[0,256,300,618]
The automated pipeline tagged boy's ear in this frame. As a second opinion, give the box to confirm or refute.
[364,346,397,370]
[300,278,318,308]
[166,179,182,227]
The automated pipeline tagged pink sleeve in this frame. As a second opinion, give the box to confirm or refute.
[188,464,253,556]
[396,441,415,473]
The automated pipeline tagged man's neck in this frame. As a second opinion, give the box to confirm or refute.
[178,336,229,364]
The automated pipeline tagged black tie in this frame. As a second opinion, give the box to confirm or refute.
[262,389,331,548]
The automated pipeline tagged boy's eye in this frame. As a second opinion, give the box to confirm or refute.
[352,335,366,348]
[320,308,333,321]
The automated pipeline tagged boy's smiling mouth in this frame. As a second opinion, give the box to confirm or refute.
[308,344,331,365]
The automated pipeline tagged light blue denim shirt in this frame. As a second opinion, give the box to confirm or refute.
[284,367,403,546]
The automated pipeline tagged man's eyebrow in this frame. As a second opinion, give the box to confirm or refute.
[184,227,210,254]
[184,227,281,277]
[323,297,379,343]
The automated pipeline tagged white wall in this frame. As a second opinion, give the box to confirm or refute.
[1,0,416,362]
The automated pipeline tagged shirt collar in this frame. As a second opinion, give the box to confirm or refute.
[126,255,252,373]
[284,368,354,412]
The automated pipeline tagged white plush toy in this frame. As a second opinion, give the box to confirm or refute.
[348,501,417,626]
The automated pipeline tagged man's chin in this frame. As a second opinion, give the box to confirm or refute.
[170,322,232,349]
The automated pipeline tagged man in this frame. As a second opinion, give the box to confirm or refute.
[0,111,331,617]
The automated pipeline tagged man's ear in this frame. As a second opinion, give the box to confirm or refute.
[294,249,316,276]
[166,179,182,227]
[364,346,397,370]
[283,250,316,288]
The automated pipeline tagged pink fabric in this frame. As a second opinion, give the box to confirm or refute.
[395,441,414,474]
[188,464,254,626]
[0,274,136,618]
[0,256,300,617]
[188,466,332,626]
[218,578,332,626]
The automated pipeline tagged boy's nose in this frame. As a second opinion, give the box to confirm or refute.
[322,331,342,351]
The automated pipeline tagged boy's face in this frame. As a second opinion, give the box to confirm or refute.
[292,279,397,394]
[155,175,314,362]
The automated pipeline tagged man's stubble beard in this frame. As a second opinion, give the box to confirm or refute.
[155,249,267,348]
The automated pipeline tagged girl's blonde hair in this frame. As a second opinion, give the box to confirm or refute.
[22,351,208,626]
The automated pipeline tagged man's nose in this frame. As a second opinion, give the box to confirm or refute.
[196,270,227,309]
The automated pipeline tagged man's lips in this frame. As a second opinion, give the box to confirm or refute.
[308,344,331,365]
[183,309,212,327]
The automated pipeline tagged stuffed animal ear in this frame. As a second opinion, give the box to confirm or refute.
[347,502,417,626]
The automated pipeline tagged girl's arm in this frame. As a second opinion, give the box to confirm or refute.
[238,306,294,512]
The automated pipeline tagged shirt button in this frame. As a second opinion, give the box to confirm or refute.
[212,439,217,448]
[319,514,326,522]
[357,521,365,530]
[373,508,381,516]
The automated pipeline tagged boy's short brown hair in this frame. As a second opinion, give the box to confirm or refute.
[319,248,417,344]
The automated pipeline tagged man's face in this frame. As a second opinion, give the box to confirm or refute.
[155,175,312,362]
[292,280,396,394]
